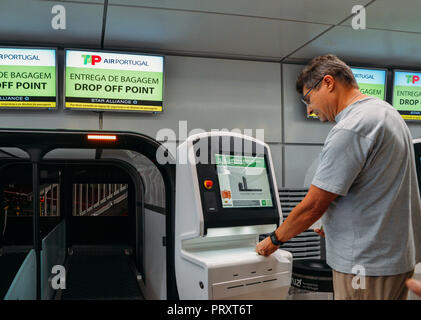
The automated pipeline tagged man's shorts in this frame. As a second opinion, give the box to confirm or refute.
[332,269,414,300]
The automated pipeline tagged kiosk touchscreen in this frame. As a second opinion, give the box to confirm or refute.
[215,154,273,208]
[175,132,292,300]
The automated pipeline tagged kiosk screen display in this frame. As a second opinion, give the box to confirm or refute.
[0,47,57,109]
[215,154,273,208]
[393,70,421,121]
[65,50,164,112]
[308,67,386,119]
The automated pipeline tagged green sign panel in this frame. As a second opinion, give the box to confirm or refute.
[65,50,164,112]
[0,48,56,109]
[393,71,421,121]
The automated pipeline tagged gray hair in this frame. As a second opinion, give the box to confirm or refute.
[296,54,358,94]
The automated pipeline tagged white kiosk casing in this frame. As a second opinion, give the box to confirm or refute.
[410,138,421,300]
[175,132,292,300]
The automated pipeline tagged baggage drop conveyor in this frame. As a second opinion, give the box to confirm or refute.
[60,246,144,300]
[0,130,177,300]
[57,163,145,300]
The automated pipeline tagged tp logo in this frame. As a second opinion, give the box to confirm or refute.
[82,54,101,65]
[406,75,420,84]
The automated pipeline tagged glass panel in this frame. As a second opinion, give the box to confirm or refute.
[4,249,36,300]
[38,167,62,300]
[0,148,30,160]
[41,221,65,300]
[101,149,166,209]
[43,149,95,160]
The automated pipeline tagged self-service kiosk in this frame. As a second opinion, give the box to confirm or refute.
[410,138,421,300]
[175,132,292,300]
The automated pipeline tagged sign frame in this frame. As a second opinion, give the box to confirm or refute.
[0,46,58,110]
[63,48,166,114]
[392,69,421,122]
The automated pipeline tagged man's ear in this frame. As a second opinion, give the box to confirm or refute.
[323,75,335,92]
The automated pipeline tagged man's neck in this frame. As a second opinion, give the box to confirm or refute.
[335,88,367,116]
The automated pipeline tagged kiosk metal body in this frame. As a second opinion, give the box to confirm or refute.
[175,132,292,300]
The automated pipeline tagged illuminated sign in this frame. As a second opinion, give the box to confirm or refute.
[393,70,421,121]
[351,68,386,100]
[65,50,164,113]
[0,48,57,109]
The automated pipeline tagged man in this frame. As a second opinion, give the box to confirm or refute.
[256,54,421,300]
[407,278,421,297]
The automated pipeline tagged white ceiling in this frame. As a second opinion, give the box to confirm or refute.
[1,0,421,67]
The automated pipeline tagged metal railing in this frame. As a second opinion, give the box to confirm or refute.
[72,184,128,216]
[40,184,59,217]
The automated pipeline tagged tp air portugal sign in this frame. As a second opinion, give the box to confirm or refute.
[393,71,421,121]
[65,50,164,113]
[0,48,57,109]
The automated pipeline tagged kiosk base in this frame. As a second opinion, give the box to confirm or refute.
[177,242,292,300]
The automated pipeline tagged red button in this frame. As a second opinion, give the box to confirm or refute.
[204,180,213,190]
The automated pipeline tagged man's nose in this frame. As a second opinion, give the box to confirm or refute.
[307,105,313,116]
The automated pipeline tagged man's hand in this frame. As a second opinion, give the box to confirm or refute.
[255,185,337,257]
[255,236,279,257]
[406,278,421,297]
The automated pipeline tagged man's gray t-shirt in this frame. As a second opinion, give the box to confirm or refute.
[312,96,421,276]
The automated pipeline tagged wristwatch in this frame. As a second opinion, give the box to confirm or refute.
[269,231,284,246]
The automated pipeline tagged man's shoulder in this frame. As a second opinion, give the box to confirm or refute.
[333,97,397,138]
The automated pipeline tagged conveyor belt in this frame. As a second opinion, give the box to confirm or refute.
[61,246,144,300]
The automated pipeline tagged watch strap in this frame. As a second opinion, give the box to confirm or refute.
[270,231,283,246]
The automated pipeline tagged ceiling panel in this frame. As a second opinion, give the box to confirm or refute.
[288,25,421,67]
[108,0,371,25]
[341,0,421,33]
[102,56,283,142]
[104,6,330,59]
[0,0,104,46]
[48,0,104,3]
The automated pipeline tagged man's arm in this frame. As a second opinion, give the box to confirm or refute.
[255,184,339,256]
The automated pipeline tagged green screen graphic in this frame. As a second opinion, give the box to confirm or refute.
[0,48,56,109]
[215,154,273,208]
[65,50,164,112]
